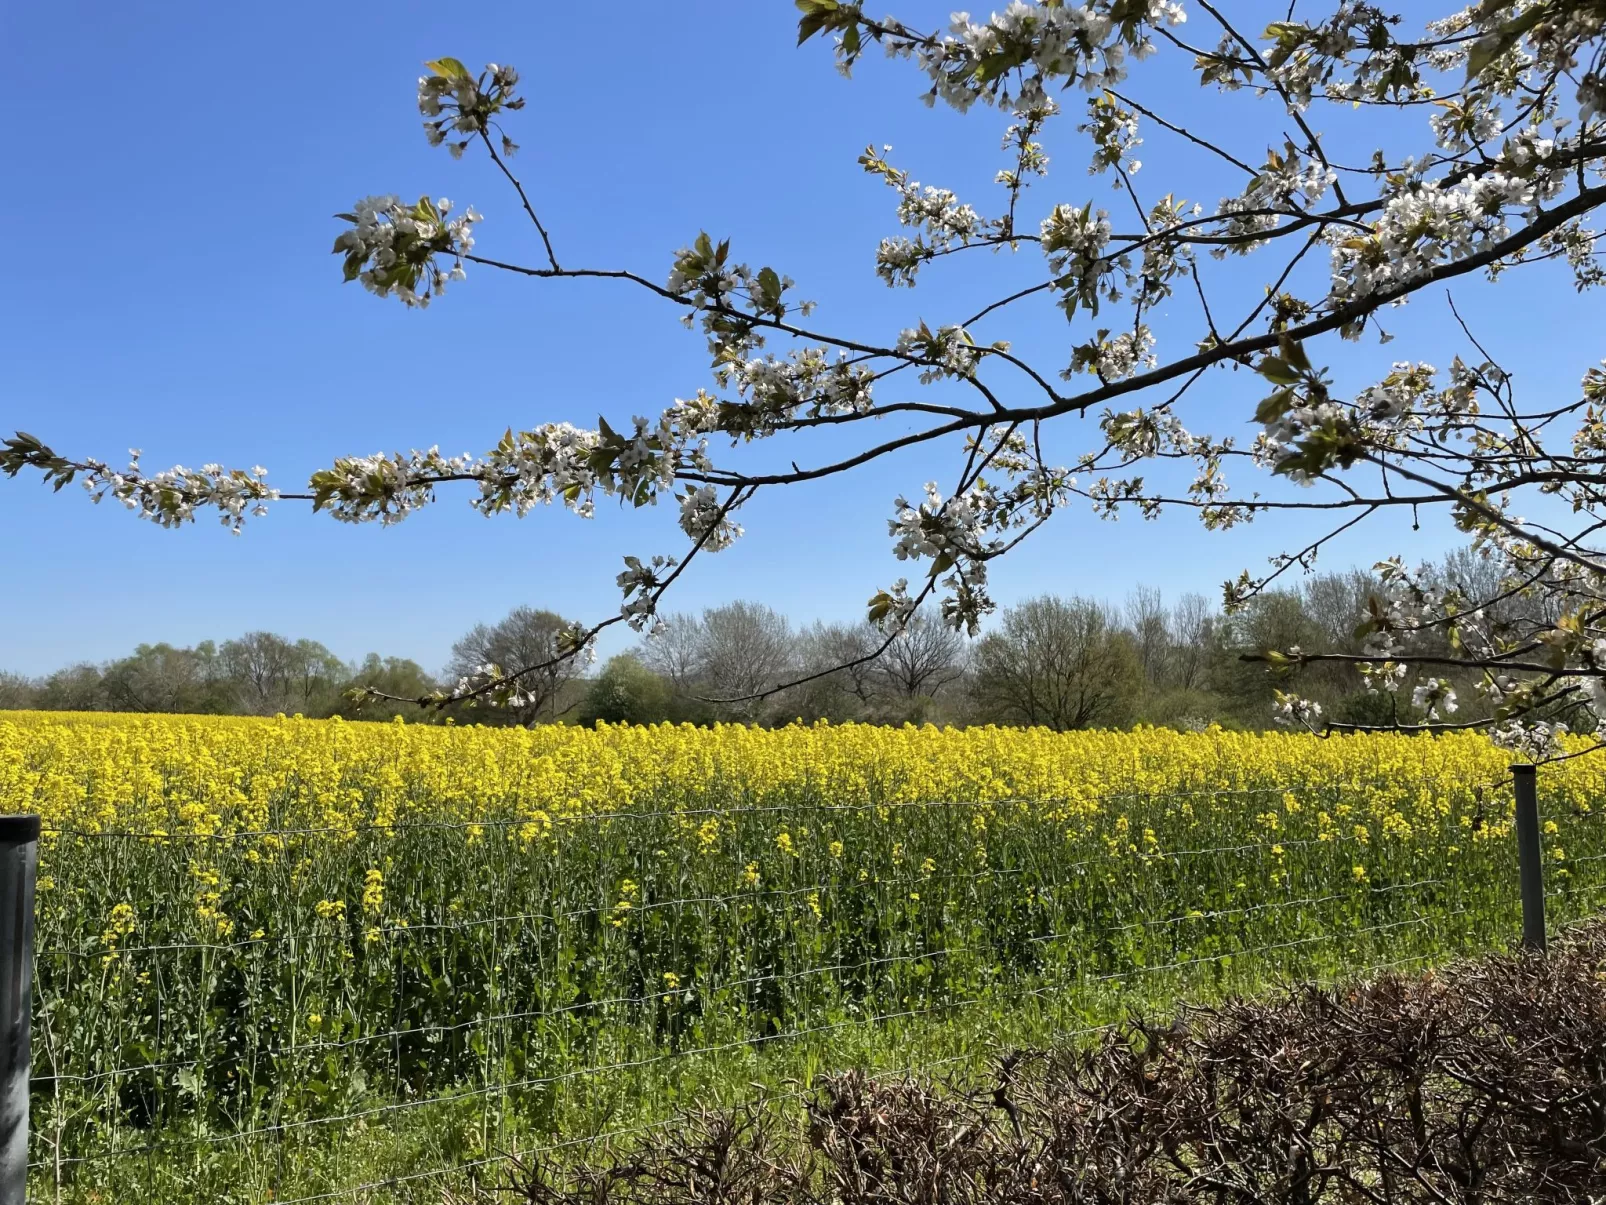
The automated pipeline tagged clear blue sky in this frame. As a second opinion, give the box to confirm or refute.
[2,1,1601,678]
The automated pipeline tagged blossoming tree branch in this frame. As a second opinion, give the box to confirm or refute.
[7,0,1606,752]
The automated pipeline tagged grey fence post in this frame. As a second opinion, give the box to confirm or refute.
[0,815,38,1204]
[1512,764,1547,953]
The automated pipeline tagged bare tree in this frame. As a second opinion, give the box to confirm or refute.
[447,607,584,725]
[220,632,297,714]
[696,601,794,721]
[797,620,880,717]
[1124,587,1170,690]
[872,607,964,702]
[639,613,705,695]
[1167,593,1215,694]
[973,596,1141,731]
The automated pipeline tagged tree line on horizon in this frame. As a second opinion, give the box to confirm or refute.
[0,547,1541,733]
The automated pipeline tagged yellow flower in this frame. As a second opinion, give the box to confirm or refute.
[1353,865,1368,883]
[315,899,346,920]
[828,840,844,859]
[661,970,681,991]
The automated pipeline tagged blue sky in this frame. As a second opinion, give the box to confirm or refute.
[3,1,1602,678]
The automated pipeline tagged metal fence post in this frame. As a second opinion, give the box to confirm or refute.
[0,815,38,1204]
[1512,764,1547,953]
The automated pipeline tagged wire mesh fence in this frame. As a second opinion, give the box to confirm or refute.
[21,774,1603,1202]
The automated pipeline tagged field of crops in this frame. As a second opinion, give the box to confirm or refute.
[6,711,1606,1202]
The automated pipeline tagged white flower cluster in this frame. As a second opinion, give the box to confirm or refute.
[1327,132,1566,306]
[888,481,998,634]
[1429,99,1504,154]
[310,447,476,525]
[332,195,479,308]
[876,237,928,287]
[1090,326,1155,381]
[1079,93,1140,179]
[897,324,979,383]
[418,61,523,158]
[1253,393,1346,486]
[1040,202,1123,318]
[895,2,1185,114]
[1207,144,1336,260]
[666,237,744,308]
[998,97,1056,187]
[1409,677,1459,719]
[677,484,743,551]
[862,144,984,287]
[896,182,980,243]
[1355,361,1439,421]
[473,423,609,519]
[617,553,678,632]
[1272,690,1323,729]
[77,451,277,534]
[721,349,876,428]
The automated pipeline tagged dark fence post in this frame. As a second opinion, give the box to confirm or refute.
[0,815,38,1203]
[1512,764,1547,953]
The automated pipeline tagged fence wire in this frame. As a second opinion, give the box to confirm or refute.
[22,776,1562,1201]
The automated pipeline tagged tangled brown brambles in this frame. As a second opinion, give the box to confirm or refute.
[481,920,1606,1203]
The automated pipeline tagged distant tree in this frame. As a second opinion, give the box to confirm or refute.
[1167,593,1216,694]
[100,643,223,713]
[638,612,705,695]
[219,632,345,716]
[33,663,105,712]
[784,621,875,722]
[333,654,438,720]
[0,672,36,711]
[973,596,1140,731]
[447,607,586,725]
[871,607,965,711]
[1124,587,1171,690]
[1213,592,1326,720]
[579,653,670,726]
[695,601,795,721]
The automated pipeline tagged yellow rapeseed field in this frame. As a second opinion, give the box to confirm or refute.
[12,710,1606,1202]
[3,709,1595,835]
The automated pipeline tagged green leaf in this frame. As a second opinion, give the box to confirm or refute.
[1277,335,1311,374]
[1256,356,1301,386]
[1464,35,1500,81]
[424,57,471,80]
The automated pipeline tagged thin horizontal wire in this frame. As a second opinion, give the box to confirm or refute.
[35,907,1458,1168]
[34,778,1494,842]
[35,867,1023,959]
[32,878,1444,1089]
[263,938,1461,1205]
[34,835,1362,960]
